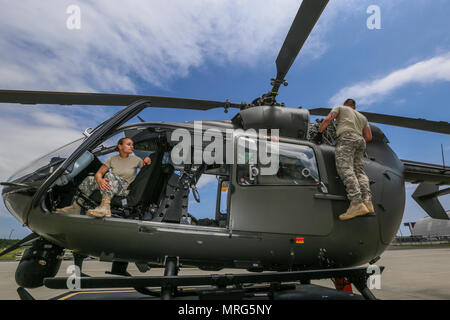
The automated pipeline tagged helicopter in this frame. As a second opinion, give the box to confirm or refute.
[1,0,450,300]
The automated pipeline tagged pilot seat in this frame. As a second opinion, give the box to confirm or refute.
[79,150,174,219]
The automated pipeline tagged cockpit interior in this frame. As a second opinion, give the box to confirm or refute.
[46,126,230,228]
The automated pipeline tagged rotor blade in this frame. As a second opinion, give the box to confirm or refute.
[0,233,39,258]
[0,90,241,111]
[275,0,329,83]
[309,108,450,135]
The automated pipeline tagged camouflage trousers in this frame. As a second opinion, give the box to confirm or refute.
[78,172,129,198]
[335,132,371,205]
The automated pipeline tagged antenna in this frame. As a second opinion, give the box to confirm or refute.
[441,144,446,168]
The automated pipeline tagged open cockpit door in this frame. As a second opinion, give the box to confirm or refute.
[29,99,152,218]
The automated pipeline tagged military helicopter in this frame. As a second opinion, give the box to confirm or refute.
[1,0,449,300]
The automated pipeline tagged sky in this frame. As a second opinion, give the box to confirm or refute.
[0,0,449,239]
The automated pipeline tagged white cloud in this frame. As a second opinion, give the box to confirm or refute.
[0,0,367,94]
[329,52,450,107]
[31,110,77,128]
[196,174,217,189]
[0,0,296,92]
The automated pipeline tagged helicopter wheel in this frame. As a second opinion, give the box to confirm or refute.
[15,239,64,288]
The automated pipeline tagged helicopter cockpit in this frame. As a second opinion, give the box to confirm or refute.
[45,125,231,229]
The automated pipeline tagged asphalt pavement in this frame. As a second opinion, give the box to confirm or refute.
[1,247,449,300]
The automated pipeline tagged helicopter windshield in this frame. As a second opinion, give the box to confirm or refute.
[7,137,85,185]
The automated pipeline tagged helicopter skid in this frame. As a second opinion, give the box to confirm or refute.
[39,283,360,300]
[40,265,382,300]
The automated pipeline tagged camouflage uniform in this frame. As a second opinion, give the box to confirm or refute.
[335,132,371,205]
[78,172,129,198]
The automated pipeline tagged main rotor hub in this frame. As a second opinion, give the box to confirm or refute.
[251,78,289,107]
[270,78,288,89]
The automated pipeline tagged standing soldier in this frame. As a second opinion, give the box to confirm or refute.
[317,99,374,220]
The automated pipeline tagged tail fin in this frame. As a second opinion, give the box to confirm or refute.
[412,183,449,220]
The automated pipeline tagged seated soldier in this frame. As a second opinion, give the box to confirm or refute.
[55,137,151,218]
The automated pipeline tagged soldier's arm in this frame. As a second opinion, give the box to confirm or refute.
[319,112,338,133]
[363,125,372,142]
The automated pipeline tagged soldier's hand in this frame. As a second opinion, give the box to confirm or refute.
[98,178,111,191]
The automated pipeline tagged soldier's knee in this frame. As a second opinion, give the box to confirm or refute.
[81,175,94,184]
[101,190,114,197]
[337,167,353,177]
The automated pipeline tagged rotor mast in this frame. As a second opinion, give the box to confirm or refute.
[254,0,329,107]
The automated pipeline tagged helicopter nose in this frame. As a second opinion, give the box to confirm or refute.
[1,184,34,225]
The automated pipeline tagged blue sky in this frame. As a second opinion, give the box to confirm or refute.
[0,0,449,239]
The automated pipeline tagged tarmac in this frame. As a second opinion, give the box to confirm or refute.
[1,247,450,300]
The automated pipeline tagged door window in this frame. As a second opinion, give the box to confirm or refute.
[236,137,319,186]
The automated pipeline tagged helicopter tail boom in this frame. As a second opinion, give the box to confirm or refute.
[402,160,450,220]
[402,160,450,185]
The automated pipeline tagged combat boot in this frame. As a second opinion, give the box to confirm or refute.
[364,199,375,213]
[86,195,112,218]
[54,197,84,215]
[339,202,370,221]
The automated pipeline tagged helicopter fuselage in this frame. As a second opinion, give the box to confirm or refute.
[2,120,404,272]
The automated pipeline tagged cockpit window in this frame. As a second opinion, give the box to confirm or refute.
[236,138,319,186]
[7,137,84,184]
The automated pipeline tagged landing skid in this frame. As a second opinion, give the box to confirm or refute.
[46,283,362,300]
[20,264,383,300]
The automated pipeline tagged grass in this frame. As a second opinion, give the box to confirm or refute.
[0,239,24,261]
[0,239,19,248]
[0,248,25,261]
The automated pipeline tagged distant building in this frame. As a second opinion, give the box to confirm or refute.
[404,211,450,237]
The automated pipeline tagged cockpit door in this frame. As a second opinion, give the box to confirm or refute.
[30,99,151,215]
[229,134,334,236]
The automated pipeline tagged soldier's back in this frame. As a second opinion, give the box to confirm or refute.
[333,106,368,137]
